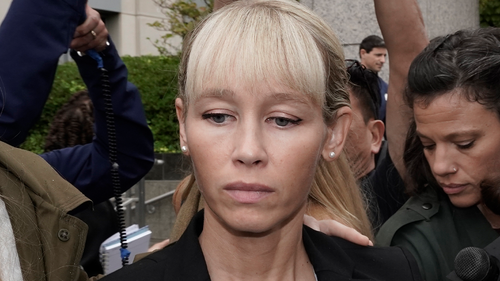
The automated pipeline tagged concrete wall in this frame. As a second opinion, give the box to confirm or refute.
[0,1,9,21]
[300,0,479,81]
[0,0,167,56]
[0,0,479,61]
[115,0,169,56]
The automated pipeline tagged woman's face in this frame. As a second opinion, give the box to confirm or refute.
[176,80,351,234]
[414,90,500,208]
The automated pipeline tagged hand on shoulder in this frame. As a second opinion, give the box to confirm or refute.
[304,214,373,246]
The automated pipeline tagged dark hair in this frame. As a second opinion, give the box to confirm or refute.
[403,120,439,195]
[346,59,381,122]
[359,35,386,54]
[404,27,500,195]
[44,90,94,152]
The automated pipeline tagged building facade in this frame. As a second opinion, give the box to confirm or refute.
[1,0,479,69]
[0,0,169,57]
[301,0,479,81]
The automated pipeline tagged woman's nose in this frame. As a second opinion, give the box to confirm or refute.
[232,122,267,167]
[429,145,456,177]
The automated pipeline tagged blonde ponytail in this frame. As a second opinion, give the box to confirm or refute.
[307,152,373,240]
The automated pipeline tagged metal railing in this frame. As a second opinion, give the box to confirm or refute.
[120,158,178,227]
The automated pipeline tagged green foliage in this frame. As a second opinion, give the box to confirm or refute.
[20,55,181,154]
[124,55,181,153]
[480,0,500,27]
[20,62,86,153]
[147,0,213,56]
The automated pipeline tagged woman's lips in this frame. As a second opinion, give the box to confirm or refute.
[224,183,274,204]
[440,183,468,195]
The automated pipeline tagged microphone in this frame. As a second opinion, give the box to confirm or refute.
[451,247,500,281]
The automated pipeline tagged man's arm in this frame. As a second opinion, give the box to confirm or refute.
[0,0,154,203]
[374,0,429,179]
[0,0,87,146]
[41,38,155,204]
[71,4,108,53]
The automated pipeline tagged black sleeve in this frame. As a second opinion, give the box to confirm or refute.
[347,245,424,281]
[365,147,409,231]
[399,246,424,281]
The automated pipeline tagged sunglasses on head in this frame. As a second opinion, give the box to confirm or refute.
[345,59,381,118]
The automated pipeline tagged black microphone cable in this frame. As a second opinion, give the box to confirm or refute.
[87,48,130,267]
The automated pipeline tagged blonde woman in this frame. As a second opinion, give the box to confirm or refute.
[168,0,372,245]
[169,152,373,242]
[101,1,422,280]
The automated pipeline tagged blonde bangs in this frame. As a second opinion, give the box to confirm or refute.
[184,0,326,104]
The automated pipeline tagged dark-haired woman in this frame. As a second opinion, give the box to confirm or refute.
[374,1,500,281]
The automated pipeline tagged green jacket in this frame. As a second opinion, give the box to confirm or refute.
[0,141,90,281]
[376,188,499,281]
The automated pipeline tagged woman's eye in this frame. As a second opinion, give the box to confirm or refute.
[275,117,291,126]
[268,117,302,127]
[202,113,230,124]
[422,143,435,150]
[457,141,474,149]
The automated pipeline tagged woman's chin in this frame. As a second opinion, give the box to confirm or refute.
[208,207,302,236]
[448,195,480,208]
[215,217,277,236]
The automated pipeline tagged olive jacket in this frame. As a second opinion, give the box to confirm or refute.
[376,188,499,281]
[0,141,90,281]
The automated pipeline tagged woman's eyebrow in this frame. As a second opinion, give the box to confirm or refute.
[199,89,309,103]
[271,92,310,104]
[443,130,482,140]
[199,88,235,99]
[416,129,481,140]
[415,130,429,140]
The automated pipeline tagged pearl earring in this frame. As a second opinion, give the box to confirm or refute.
[329,152,335,158]
[181,146,188,152]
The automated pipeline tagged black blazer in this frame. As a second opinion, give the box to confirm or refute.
[101,210,422,280]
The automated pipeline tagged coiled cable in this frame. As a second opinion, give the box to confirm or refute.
[87,48,130,267]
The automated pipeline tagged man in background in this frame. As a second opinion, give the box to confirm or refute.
[359,35,388,123]
[344,60,384,181]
